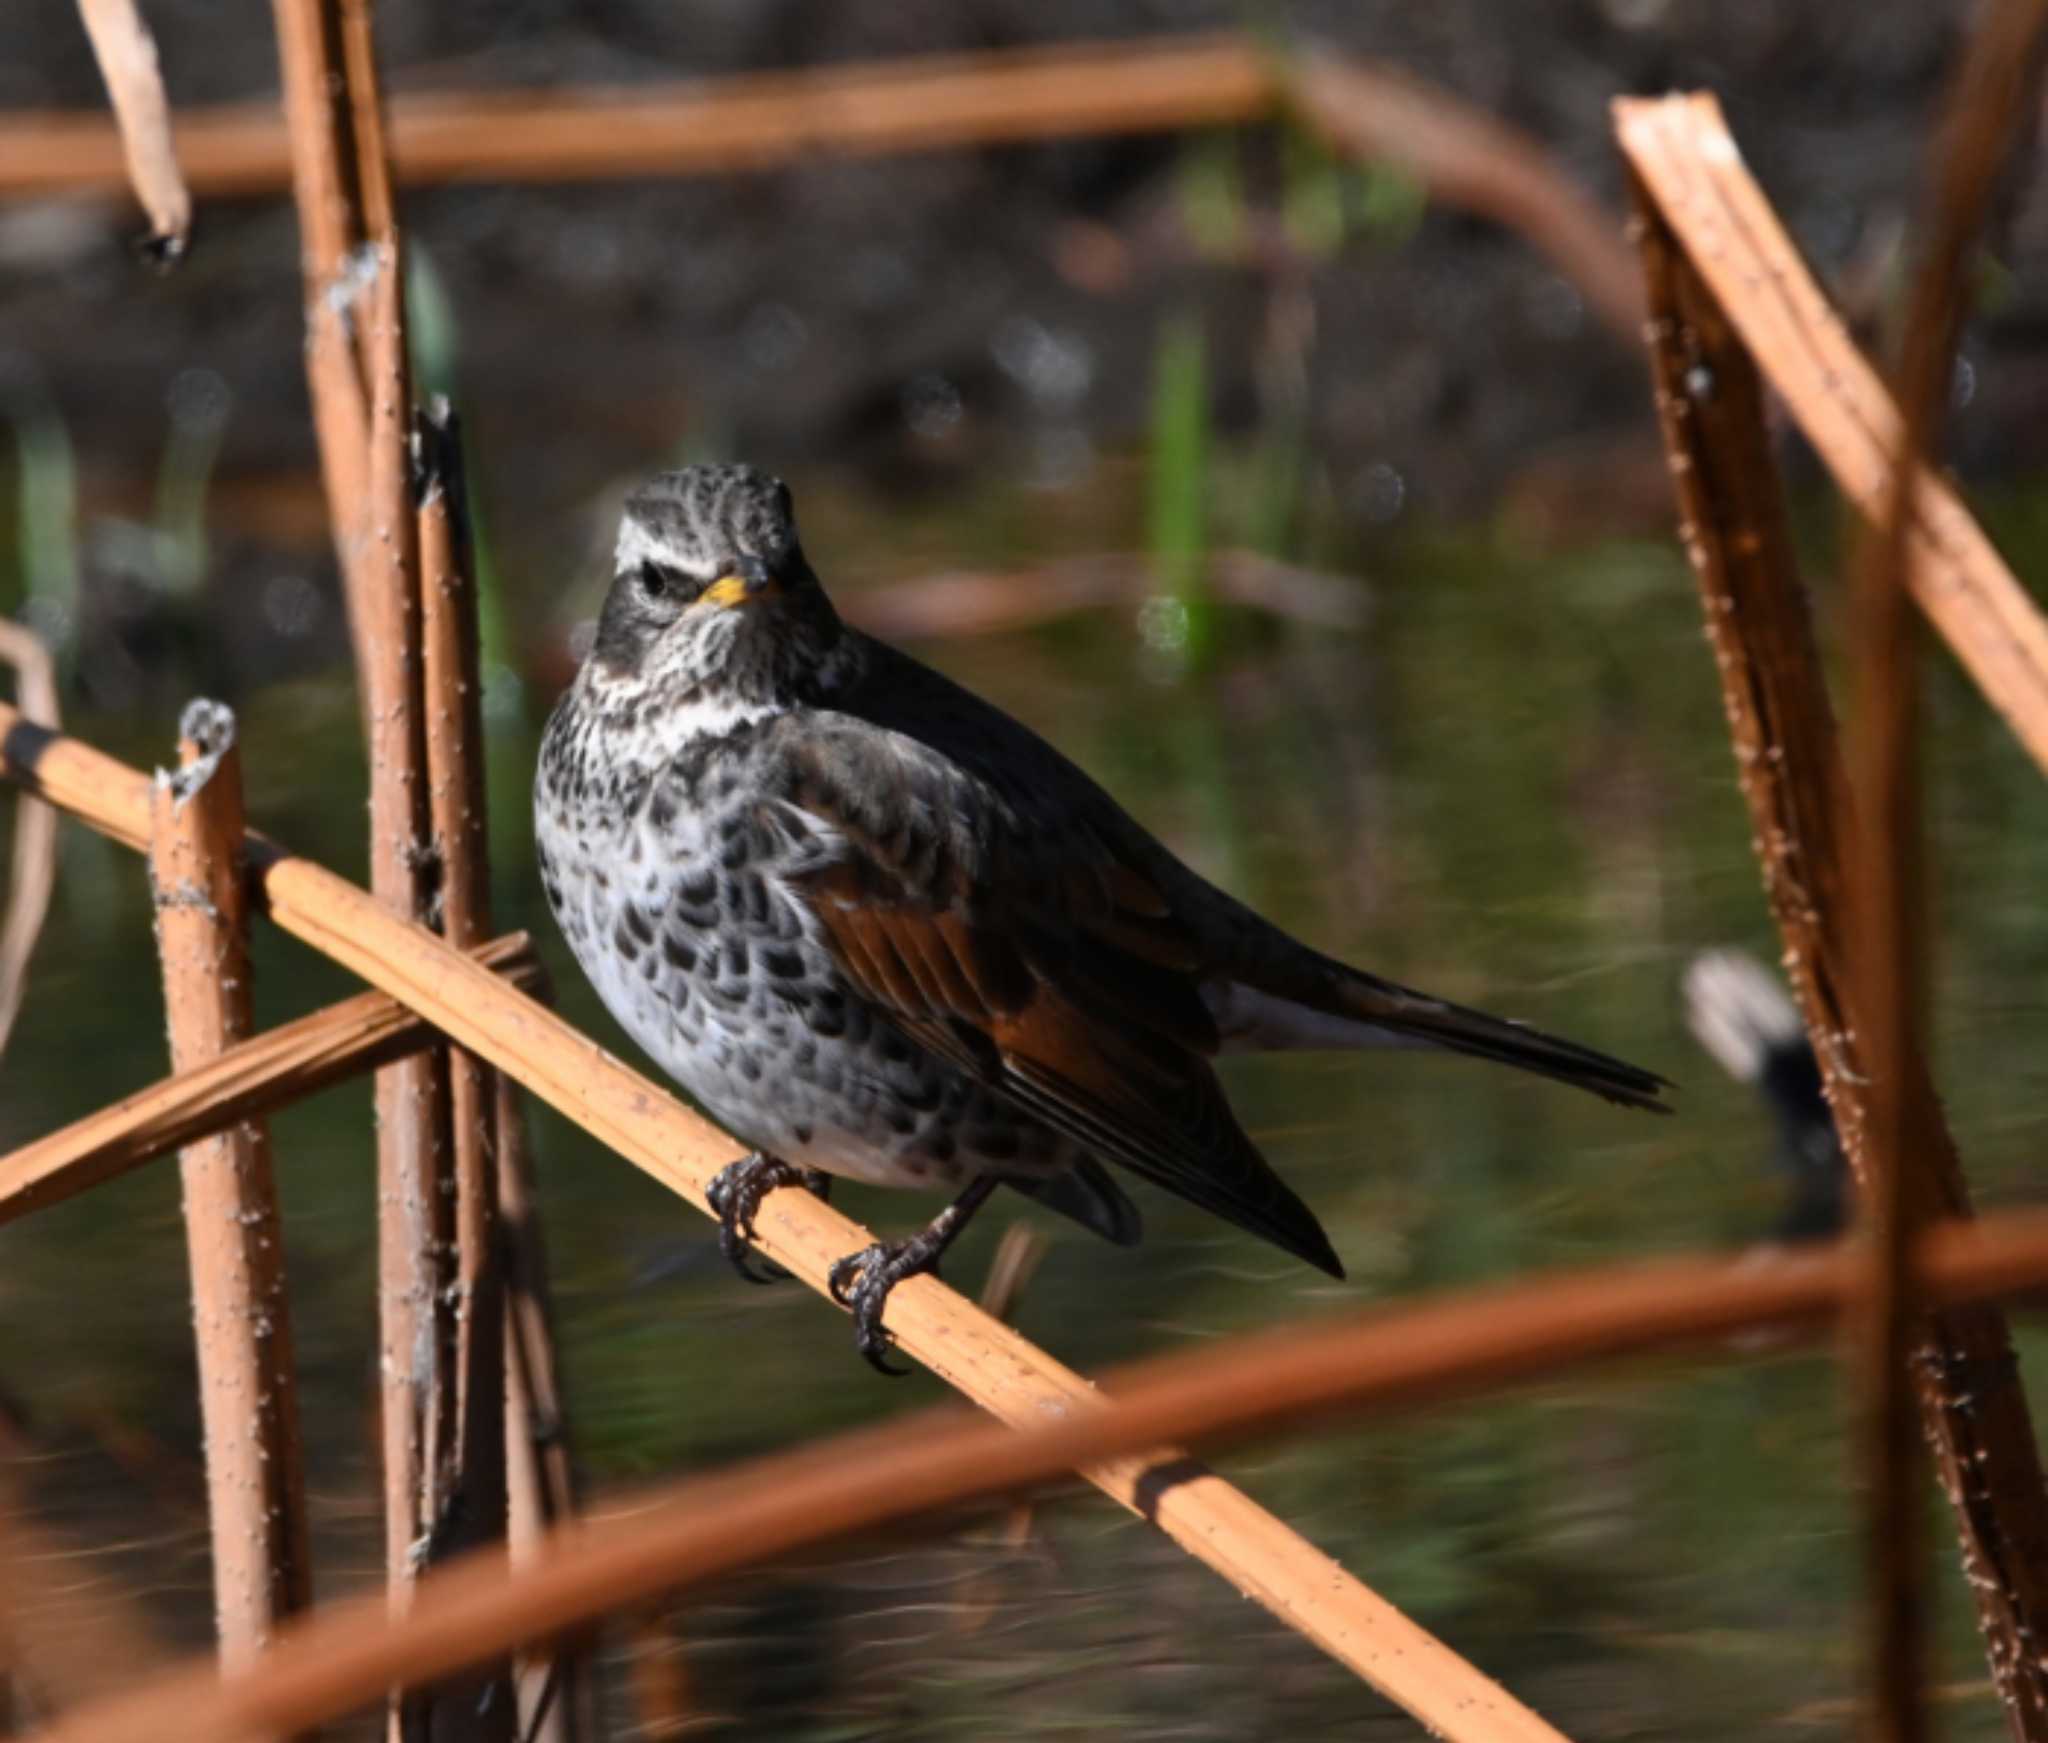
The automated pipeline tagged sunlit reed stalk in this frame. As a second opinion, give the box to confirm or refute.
[0,691,1580,1741]
[1845,10,2048,1738]
[1620,89,2048,1740]
[149,703,312,1694]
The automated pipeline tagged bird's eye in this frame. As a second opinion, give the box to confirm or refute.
[638,562,691,604]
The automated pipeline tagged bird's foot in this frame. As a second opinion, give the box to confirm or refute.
[706,1152,830,1284]
[828,1176,999,1375]
[826,1235,946,1376]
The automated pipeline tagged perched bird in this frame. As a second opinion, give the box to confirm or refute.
[536,465,1669,1371]
[1682,949,1845,1243]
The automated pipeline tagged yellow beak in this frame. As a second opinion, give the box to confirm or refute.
[702,574,755,609]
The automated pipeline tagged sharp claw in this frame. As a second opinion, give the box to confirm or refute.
[707,1152,815,1285]
[828,1244,879,1308]
[858,1335,911,1378]
[851,1272,910,1376]
[828,1240,937,1376]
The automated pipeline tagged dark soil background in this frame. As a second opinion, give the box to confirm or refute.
[6,1,2046,620]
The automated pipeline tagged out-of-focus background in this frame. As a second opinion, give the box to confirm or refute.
[3,3,2048,1736]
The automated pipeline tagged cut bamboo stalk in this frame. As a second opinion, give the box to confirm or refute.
[0,702,1578,1743]
[1623,134,2048,1740]
[34,1204,2048,1743]
[146,701,311,1680]
[1617,93,2048,782]
[0,935,540,1228]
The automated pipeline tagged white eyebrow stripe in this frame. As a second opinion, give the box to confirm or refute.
[614,514,715,578]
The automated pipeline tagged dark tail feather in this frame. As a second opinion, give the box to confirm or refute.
[1332,971,1672,1113]
[1009,1158,1144,1248]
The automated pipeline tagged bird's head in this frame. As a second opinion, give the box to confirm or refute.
[590,464,846,704]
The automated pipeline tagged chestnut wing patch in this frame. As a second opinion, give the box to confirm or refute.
[786,785,1342,1277]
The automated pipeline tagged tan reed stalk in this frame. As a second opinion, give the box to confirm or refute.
[32,1205,2048,1743]
[1842,11,2048,1739]
[147,703,312,1691]
[418,404,570,1738]
[71,0,190,255]
[267,8,480,1733]
[0,936,540,1226]
[1622,98,2048,1741]
[0,698,1581,1743]
[0,39,1636,345]
[1617,93,2048,781]
[494,1065,587,1743]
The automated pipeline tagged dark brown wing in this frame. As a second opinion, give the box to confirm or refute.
[774,723,1342,1278]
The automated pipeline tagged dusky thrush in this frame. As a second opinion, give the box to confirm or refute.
[536,465,1668,1371]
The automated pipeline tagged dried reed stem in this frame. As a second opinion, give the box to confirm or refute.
[1618,93,2048,781]
[72,0,190,257]
[266,0,353,282]
[351,245,461,1653]
[494,1070,584,1743]
[417,409,497,1470]
[36,1205,2048,1743]
[416,405,533,1738]
[305,291,370,637]
[269,11,479,1729]
[1849,16,2048,1739]
[0,701,1577,1743]
[1622,106,2048,1740]
[147,702,311,1683]
[334,0,396,248]
[9,38,1268,193]
[0,37,1639,349]
[0,935,540,1227]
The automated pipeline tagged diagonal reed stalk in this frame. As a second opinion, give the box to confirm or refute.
[0,700,1587,1743]
[1621,83,2048,1743]
[0,936,540,1226]
[72,0,190,257]
[26,1205,2048,1743]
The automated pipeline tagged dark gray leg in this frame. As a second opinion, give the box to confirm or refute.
[829,1174,1000,1375]
[706,1151,831,1284]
